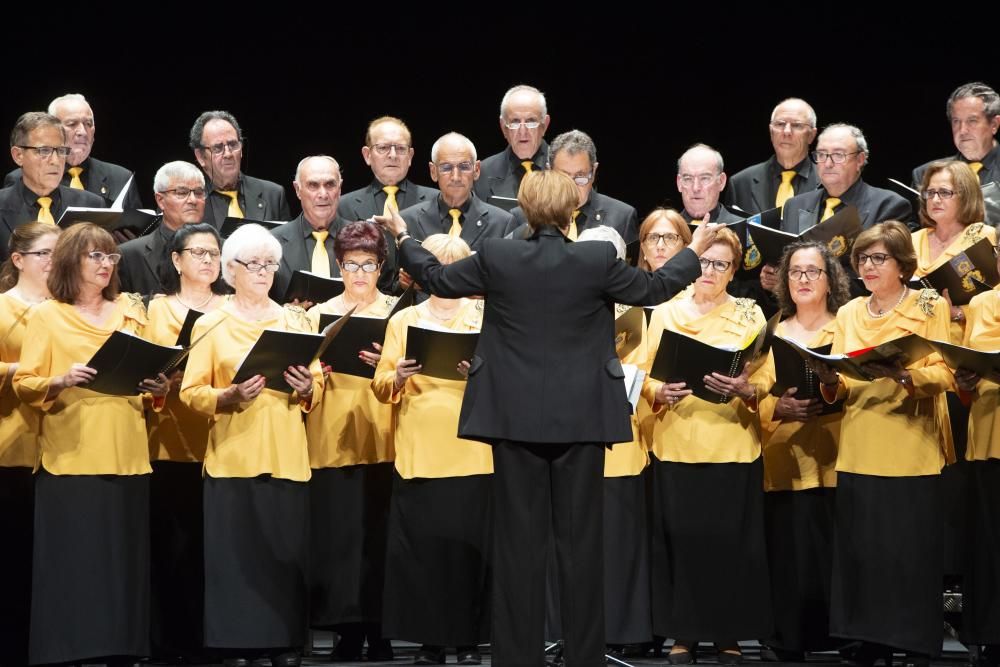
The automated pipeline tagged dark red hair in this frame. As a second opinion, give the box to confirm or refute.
[334,221,387,264]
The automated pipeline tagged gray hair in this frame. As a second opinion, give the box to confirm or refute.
[947,82,1000,120]
[547,130,597,168]
[499,84,548,119]
[189,110,243,151]
[819,123,869,157]
[294,155,341,184]
[576,225,626,261]
[153,161,205,193]
[10,112,64,147]
[430,132,477,163]
[770,97,817,128]
[677,143,724,174]
[221,223,282,286]
[48,93,90,115]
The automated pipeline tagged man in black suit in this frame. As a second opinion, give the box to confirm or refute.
[189,111,291,228]
[473,84,550,207]
[725,97,819,215]
[0,112,104,260]
[338,116,438,292]
[676,143,743,225]
[4,94,143,209]
[379,170,717,667]
[270,155,348,302]
[507,129,639,243]
[117,161,206,295]
[912,82,1000,188]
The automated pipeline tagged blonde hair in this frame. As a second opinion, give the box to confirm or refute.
[517,170,578,231]
[421,234,472,264]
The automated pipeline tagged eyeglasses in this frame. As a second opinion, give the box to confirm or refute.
[642,232,682,247]
[16,145,71,158]
[769,120,813,133]
[161,187,207,199]
[566,173,594,186]
[233,258,279,273]
[698,258,732,273]
[200,140,242,155]
[921,188,956,200]
[810,150,862,164]
[789,267,826,281]
[437,161,475,174]
[678,174,719,188]
[503,120,542,131]
[86,251,121,265]
[181,247,221,260]
[18,249,53,260]
[371,143,410,156]
[341,260,379,273]
[856,252,891,266]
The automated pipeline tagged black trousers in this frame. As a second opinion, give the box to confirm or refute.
[492,440,605,667]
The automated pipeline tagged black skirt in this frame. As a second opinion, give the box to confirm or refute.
[203,475,309,650]
[942,393,970,577]
[962,459,1000,645]
[309,463,393,627]
[650,457,772,641]
[0,467,33,667]
[149,460,204,654]
[382,472,492,646]
[764,488,839,652]
[830,472,943,656]
[29,470,151,665]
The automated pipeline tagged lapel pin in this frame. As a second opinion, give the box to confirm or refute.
[101,186,108,195]
[476,220,482,227]
[258,202,264,209]
[596,213,602,221]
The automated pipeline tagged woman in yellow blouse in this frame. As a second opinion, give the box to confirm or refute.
[373,234,489,666]
[755,241,851,660]
[145,222,227,658]
[14,222,168,667]
[0,222,58,667]
[305,221,396,662]
[642,227,769,664]
[179,223,322,667]
[813,221,954,666]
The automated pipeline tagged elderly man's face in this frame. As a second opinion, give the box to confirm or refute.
[769,100,816,166]
[676,149,726,219]
[951,96,1000,162]
[294,157,342,231]
[551,150,596,208]
[814,127,865,197]
[430,138,480,208]
[12,125,67,196]
[195,119,243,190]
[154,175,206,231]
[362,121,413,187]
[500,90,550,161]
[51,98,95,167]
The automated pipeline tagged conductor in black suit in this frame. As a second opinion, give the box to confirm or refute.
[270,155,348,302]
[0,112,104,260]
[117,161,206,296]
[189,111,291,228]
[379,170,718,667]
[506,129,639,243]
[725,97,819,214]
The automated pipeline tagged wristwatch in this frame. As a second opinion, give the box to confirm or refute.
[396,229,410,243]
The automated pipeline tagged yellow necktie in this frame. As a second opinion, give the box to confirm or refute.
[217,190,244,218]
[383,185,399,217]
[567,210,579,241]
[448,209,462,237]
[36,197,54,224]
[820,197,841,222]
[521,160,534,174]
[776,170,795,208]
[970,162,984,176]
[311,231,331,277]
[67,166,84,190]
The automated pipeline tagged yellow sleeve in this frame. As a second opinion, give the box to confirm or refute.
[179,318,225,417]
[909,298,958,398]
[372,314,405,405]
[12,307,55,410]
[754,351,779,429]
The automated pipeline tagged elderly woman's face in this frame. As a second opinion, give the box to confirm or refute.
[786,247,830,311]
[79,245,120,294]
[173,233,221,288]
[925,171,961,227]
[694,241,736,299]
[229,249,278,296]
[856,241,901,297]
[642,217,685,271]
[337,250,380,301]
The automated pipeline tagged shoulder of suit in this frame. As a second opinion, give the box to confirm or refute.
[478,150,509,175]
[61,186,105,206]
[729,159,771,182]
[591,190,635,213]
[118,233,154,253]
[413,183,439,199]
[87,157,133,180]
[476,199,514,221]
[242,173,285,195]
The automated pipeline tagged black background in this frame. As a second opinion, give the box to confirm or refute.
[2,9,991,218]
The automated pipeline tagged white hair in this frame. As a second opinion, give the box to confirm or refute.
[770,97,817,128]
[153,161,205,193]
[819,123,869,157]
[677,143,725,174]
[48,93,90,115]
[499,84,548,119]
[430,132,477,163]
[294,155,341,184]
[576,225,626,261]
[221,223,282,286]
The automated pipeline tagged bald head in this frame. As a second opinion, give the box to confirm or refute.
[293,156,343,230]
[430,133,481,208]
[769,98,817,168]
[676,144,727,219]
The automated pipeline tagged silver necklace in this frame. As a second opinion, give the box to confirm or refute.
[175,291,214,311]
[867,287,907,318]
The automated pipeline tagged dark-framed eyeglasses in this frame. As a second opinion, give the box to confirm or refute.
[921,188,956,200]
[341,260,380,273]
[642,232,681,247]
[181,247,221,260]
[810,150,862,164]
[17,249,53,260]
[856,252,891,266]
[233,258,279,273]
[698,258,732,273]
[161,187,207,200]
[16,145,71,158]
[200,140,242,156]
[789,267,826,281]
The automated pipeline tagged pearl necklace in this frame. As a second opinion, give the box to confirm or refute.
[175,291,214,311]
[867,287,907,318]
[426,302,459,322]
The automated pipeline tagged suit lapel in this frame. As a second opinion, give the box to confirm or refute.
[750,172,768,212]
[243,179,267,219]
[140,233,163,289]
[461,199,489,247]
[798,194,820,234]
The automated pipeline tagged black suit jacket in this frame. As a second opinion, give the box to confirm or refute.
[507,190,639,243]
[911,145,1000,188]
[5,156,143,209]
[269,214,349,301]
[399,227,701,444]
[201,173,291,229]
[779,180,912,233]
[400,195,516,250]
[0,184,105,260]
[473,143,549,204]
[117,223,170,296]
[725,155,819,214]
